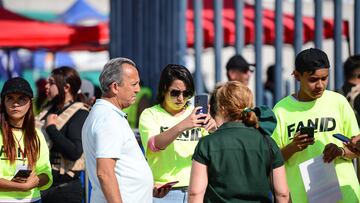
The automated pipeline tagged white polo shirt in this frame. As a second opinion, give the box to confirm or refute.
[82,99,153,203]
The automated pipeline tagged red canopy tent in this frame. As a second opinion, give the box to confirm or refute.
[0,8,109,51]
[0,5,349,50]
[186,3,349,47]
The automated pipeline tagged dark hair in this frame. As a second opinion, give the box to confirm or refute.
[210,84,222,118]
[343,55,360,80]
[156,64,195,104]
[295,48,330,74]
[50,66,82,109]
[265,65,275,93]
[0,96,40,169]
[215,81,258,127]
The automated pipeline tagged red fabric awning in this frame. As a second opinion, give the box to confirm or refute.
[0,6,349,50]
[186,3,349,47]
[0,8,109,51]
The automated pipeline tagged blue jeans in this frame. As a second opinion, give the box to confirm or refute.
[153,188,188,203]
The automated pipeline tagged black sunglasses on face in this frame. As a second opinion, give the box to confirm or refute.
[169,89,192,98]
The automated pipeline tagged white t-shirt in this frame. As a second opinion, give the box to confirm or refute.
[82,99,153,203]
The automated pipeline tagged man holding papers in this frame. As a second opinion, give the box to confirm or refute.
[271,48,360,203]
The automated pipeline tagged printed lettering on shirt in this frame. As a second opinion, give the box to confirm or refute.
[0,145,26,160]
[160,126,202,141]
[286,117,336,138]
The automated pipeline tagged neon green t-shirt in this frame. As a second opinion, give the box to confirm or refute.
[139,104,207,187]
[0,129,53,202]
[272,90,360,203]
[123,87,152,129]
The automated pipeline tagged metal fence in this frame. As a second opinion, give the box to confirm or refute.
[110,0,360,106]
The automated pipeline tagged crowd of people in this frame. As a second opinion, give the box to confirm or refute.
[0,48,360,203]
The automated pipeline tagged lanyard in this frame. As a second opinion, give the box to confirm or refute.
[14,130,26,163]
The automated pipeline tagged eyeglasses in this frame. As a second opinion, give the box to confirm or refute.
[169,89,192,98]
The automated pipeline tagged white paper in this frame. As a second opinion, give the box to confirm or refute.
[299,155,342,203]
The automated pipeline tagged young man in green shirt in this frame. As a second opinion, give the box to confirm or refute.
[272,48,360,203]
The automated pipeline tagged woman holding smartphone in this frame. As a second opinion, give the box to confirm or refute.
[0,77,52,203]
[139,64,216,203]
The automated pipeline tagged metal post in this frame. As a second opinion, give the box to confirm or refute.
[314,0,323,49]
[274,0,283,103]
[214,0,223,84]
[255,0,263,105]
[235,0,244,54]
[294,0,302,92]
[355,0,360,54]
[194,0,204,93]
[109,0,121,58]
[178,0,187,65]
[334,0,343,90]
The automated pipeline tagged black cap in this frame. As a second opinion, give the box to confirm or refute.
[295,48,330,73]
[1,77,33,99]
[226,55,255,72]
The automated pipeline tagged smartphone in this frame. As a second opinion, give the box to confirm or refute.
[333,133,351,143]
[300,126,315,138]
[11,169,31,182]
[194,94,208,115]
[157,181,179,191]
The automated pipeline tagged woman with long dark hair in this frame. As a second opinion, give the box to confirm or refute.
[139,64,217,202]
[38,66,89,203]
[0,77,52,203]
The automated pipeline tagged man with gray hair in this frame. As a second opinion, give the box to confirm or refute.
[82,57,153,202]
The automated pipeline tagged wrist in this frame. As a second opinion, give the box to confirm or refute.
[339,147,345,157]
[18,182,29,192]
[289,142,301,153]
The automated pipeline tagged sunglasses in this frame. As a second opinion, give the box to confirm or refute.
[169,89,192,98]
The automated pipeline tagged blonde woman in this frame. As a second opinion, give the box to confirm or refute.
[189,81,289,203]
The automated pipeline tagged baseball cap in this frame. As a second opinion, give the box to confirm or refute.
[226,55,255,72]
[1,77,33,99]
[295,48,330,73]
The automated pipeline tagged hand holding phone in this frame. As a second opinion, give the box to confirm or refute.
[300,126,315,138]
[157,181,179,192]
[11,169,32,183]
[333,133,350,143]
[194,94,208,115]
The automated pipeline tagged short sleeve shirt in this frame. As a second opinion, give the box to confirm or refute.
[272,90,360,203]
[82,99,153,203]
[193,122,284,203]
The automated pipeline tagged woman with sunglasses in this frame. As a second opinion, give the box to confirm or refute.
[0,77,52,203]
[139,64,217,203]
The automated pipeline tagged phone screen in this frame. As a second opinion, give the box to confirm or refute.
[333,133,350,142]
[11,170,31,182]
[194,94,208,115]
